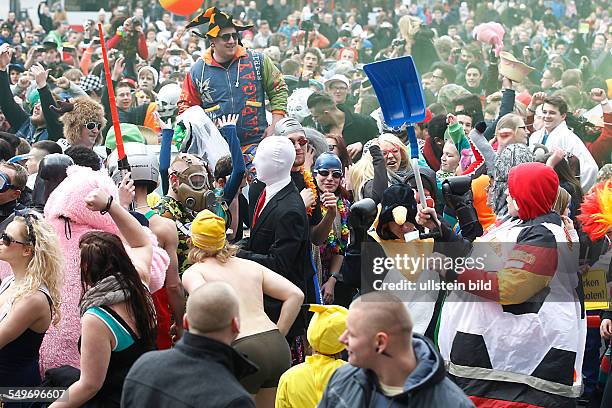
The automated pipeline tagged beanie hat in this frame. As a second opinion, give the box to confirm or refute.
[508,162,559,220]
[437,84,470,111]
[307,304,348,355]
[78,75,104,93]
[190,210,226,251]
[27,88,40,112]
[137,66,159,86]
[105,123,146,151]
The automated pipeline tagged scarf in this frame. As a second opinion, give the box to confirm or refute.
[489,144,534,218]
[436,169,455,182]
[79,275,128,317]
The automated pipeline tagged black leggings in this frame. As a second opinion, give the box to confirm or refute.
[232,329,291,393]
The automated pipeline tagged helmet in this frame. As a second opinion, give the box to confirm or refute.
[107,143,160,193]
[157,83,181,119]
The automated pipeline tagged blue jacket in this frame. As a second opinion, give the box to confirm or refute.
[181,48,269,146]
[318,334,474,408]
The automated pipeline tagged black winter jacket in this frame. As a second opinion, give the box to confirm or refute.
[121,332,257,408]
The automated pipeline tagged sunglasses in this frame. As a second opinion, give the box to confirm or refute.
[219,32,239,42]
[15,209,39,247]
[290,136,308,146]
[382,147,400,156]
[317,169,342,179]
[0,171,17,193]
[1,232,30,247]
[84,122,102,130]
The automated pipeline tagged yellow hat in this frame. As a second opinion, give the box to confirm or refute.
[307,304,349,355]
[190,210,226,252]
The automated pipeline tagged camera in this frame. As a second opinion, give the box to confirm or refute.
[391,38,406,48]
[300,19,314,32]
[442,175,472,198]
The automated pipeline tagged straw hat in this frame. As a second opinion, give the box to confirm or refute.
[498,51,534,83]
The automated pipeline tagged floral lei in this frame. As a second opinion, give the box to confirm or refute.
[321,198,350,254]
[302,166,318,216]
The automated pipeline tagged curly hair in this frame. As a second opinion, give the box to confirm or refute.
[11,213,64,325]
[59,96,106,146]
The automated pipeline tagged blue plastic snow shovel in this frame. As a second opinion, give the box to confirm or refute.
[364,56,438,239]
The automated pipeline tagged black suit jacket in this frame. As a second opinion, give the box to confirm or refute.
[238,181,310,335]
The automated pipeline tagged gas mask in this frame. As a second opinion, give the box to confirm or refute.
[173,163,216,213]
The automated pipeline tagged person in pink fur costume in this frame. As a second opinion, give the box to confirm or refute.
[36,165,168,373]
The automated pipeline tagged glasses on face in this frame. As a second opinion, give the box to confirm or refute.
[382,147,400,156]
[290,136,308,146]
[84,122,102,130]
[219,32,239,42]
[1,232,29,247]
[317,169,342,179]
[328,144,337,151]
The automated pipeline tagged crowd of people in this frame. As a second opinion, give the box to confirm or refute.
[0,0,611,407]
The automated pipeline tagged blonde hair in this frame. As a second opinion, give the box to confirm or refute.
[553,187,571,215]
[348,134,410,201]
[495,113,525,136]
[10,215,64,325]
[188,238,240,264]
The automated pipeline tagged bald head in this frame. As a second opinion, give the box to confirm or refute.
[350,291,413,338]
[186,282,240,336]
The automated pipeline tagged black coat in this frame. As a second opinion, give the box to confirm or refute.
[238,181,310,335]
[121,332,257,408]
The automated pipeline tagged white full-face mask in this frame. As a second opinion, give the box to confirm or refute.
[253,136,295,186]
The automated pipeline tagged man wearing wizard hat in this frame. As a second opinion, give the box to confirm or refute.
[178,7,288,151]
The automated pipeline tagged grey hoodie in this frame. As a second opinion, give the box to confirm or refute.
[318,334,474,408]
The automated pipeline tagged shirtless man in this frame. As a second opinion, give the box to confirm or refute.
[182,210,303,408]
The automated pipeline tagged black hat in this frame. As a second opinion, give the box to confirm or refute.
[186,7,253,38]
[376,184,418,240]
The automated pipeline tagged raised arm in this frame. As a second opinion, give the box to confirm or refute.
[84,183,152,281]
[0,45,30,131]
[31,64,63,141]
[217,115,246,203]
